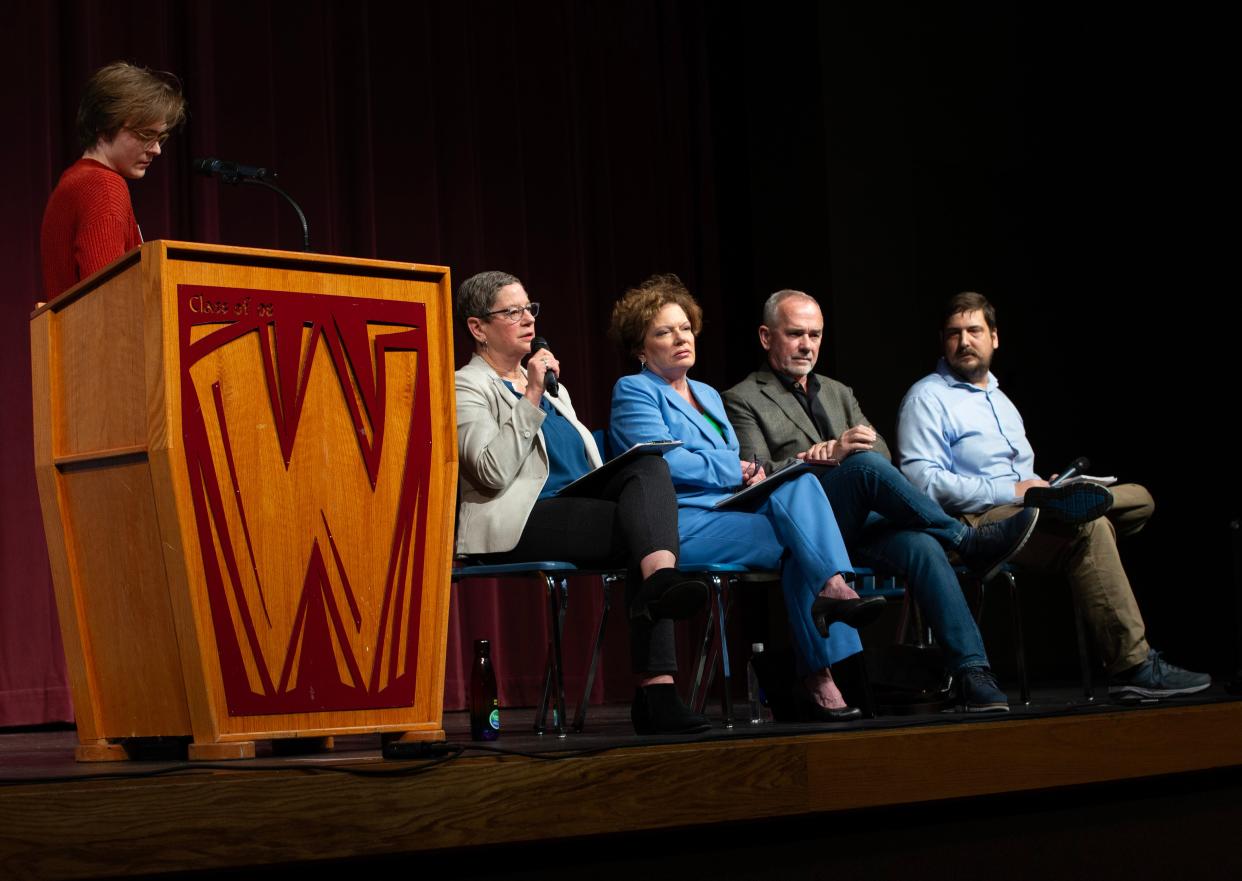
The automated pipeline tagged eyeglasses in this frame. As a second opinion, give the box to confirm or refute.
[482,302,540,322]
[125,126,171,148]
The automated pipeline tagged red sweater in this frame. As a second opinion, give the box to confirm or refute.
[40,158,142,298]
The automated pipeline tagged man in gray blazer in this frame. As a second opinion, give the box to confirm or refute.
[723,290,1035,712]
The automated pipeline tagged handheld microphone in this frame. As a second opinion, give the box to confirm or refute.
[1050,457,1090,486]
[192,157,274,184]
[529,336,559,398]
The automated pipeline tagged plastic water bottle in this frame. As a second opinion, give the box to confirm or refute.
[470,639,501,741]
[746,642,770,724]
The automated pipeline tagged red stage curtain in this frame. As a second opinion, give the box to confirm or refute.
[0,0,728,724]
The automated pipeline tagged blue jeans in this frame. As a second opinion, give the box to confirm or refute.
[677,473,863,676]
[817,452,989,673]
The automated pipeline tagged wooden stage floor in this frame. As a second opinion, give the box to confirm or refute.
[4,686,1242,880]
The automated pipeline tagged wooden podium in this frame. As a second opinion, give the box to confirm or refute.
[30,241,457,761]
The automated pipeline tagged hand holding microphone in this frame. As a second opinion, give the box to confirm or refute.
[1050,457,1090,486]
[1017,456,1089,496]
[528,335,560,399]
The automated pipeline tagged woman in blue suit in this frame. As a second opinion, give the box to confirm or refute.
[608,275,884,720]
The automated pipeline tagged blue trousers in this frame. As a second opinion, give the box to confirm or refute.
[677,473,862,676]
[817,452,989,672]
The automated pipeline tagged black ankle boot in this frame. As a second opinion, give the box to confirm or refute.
[631,685,712,735]
[630,569,707,621]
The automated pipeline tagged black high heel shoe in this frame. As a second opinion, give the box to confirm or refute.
[810,595,886,637]
[790,681,863,722]
[631,685,712,735]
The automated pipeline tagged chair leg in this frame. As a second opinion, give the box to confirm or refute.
[912,594,932,649]
[714,575,734,728]
[536,630,552,732]
[1072,598,1095,702]
[700,607,723,711]
[895,593,909,643]
[1001,570,1031,706]
[535,573,569,738]
[537,661,552,733]
[693,576,734,722]
[573,574,615,733]
[535,576,559,734]
[685,586,715,710]
[690,574,720,710]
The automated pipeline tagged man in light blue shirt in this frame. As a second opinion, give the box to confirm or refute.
[897,292,1209,701]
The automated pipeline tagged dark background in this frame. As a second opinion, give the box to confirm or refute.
[1,0,1235,725]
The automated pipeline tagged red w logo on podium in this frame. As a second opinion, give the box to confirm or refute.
[179,284,433,716]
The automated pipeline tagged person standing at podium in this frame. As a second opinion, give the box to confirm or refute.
[40,61,186,298]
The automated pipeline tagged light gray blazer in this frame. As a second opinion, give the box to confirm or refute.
[722,366,891,472]
[455,353,603,555]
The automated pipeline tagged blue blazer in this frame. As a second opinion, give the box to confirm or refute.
[610,370,743,509]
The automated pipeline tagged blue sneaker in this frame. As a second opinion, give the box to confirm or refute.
[1108,649,1210,700]
[957,667,1010,713]
[1024,483,1113,525]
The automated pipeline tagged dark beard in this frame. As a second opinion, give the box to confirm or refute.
[949,353,989,384]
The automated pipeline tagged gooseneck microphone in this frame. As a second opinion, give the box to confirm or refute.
[192,157,273,183]
[529,336,559,397]
[1050,457,1090,486]
[192,157,311,252]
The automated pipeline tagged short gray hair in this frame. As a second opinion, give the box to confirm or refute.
[455,271,521,324]
[762,289,817,327]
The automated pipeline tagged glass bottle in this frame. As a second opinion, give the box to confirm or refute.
[746,642,770,724]
[470,639,501,741]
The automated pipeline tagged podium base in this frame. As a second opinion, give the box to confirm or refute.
[271,736,335,756]
[74,740,130,762]
[189,740,256,761]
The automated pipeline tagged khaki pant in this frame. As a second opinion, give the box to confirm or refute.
[962,484,1153,675]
